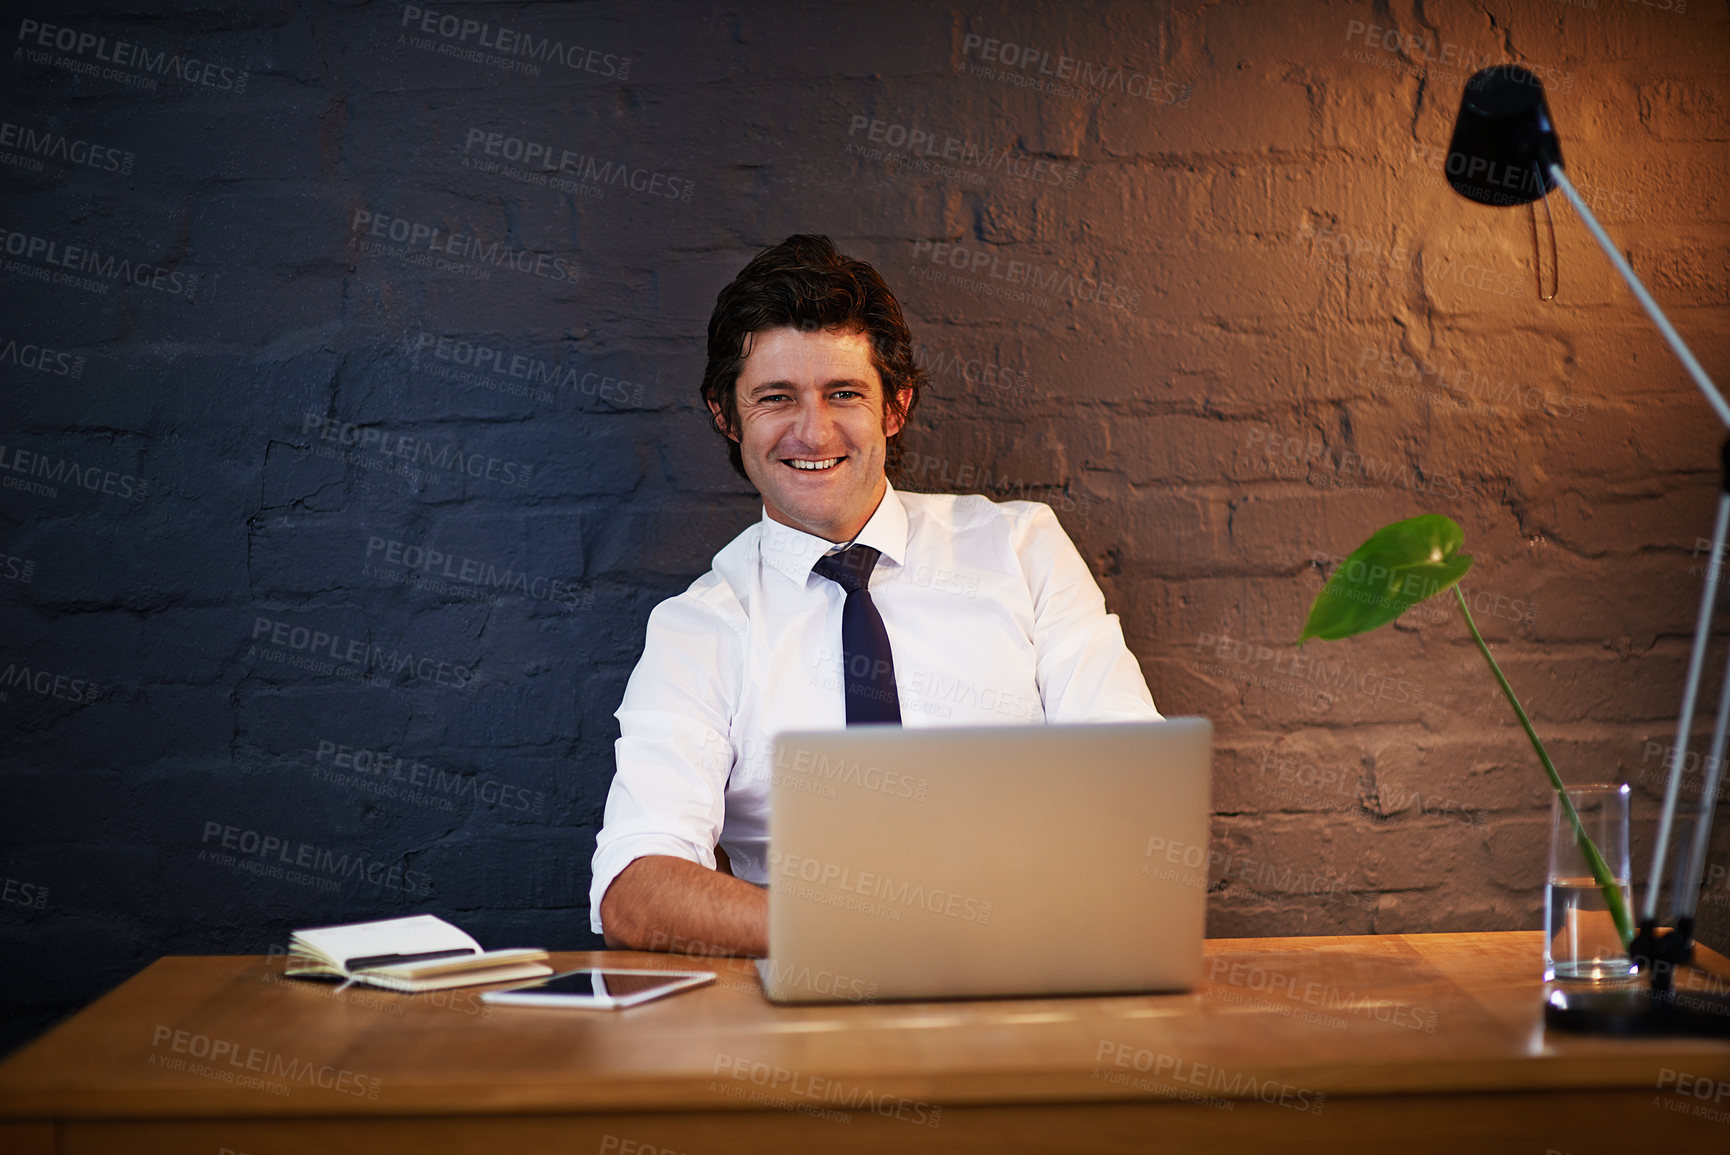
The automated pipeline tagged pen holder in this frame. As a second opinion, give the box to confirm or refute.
[1544,783,1635,983]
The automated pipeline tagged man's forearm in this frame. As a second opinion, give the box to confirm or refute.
[599,854,769,957]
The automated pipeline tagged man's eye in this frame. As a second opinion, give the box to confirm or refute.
[831,390,863,400]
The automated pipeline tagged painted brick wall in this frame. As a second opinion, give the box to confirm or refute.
[2,0,1727,1052]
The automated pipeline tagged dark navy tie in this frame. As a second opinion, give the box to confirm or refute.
[812,544,901,726]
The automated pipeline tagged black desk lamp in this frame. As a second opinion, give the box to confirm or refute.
[1444,65,1730,1035]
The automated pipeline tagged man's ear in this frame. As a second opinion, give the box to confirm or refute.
[884,387,914,438]
[707,397,740,442]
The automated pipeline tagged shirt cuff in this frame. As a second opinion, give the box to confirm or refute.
[589,833,713,936]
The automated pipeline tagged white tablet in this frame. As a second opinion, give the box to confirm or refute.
[480,968,715,1009]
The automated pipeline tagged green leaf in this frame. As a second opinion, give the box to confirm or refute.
[1298,515,1631,950]
[1300,514,1475,643]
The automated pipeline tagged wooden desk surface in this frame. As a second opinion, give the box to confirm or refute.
[3,931,1729,1154]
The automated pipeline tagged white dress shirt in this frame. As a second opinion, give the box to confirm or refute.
[589,481,1161,933]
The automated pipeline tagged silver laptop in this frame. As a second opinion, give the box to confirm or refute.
[756,719,1211,1003]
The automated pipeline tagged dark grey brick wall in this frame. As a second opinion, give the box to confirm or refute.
[3,0,1729,1054]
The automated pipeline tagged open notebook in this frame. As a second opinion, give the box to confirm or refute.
[285,914,552,993]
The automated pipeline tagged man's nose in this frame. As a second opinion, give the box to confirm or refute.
[790,395,839,445]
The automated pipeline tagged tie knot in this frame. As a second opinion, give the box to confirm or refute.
[813,544,882,594]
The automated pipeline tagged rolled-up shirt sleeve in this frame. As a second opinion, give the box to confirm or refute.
[1013,502,1163,723]
[589,577,744,935]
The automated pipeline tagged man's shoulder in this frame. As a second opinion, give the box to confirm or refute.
[647,524,763,635]
[897,487,1055,536]
[648,568,745,630]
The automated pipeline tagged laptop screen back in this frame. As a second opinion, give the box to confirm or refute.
[764,719,1212,1002]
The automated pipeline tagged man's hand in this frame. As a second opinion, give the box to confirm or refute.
[599,854,768,957]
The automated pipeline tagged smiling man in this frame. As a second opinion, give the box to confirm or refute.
[724,324,901,543]
[590,235,1161,956]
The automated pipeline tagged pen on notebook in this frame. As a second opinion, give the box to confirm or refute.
[342,948,476,971]
[335,948,476,992]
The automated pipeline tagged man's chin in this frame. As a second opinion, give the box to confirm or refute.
[762,500,850,542]
[750,461,886,541]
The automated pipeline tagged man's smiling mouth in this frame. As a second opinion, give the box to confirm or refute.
[785,457,843,471]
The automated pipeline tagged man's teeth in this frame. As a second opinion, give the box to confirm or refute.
[788,458,842,471]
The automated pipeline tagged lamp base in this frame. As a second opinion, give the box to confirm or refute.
[1544,980,1730,1037]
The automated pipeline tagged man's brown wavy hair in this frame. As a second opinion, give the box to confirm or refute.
[701,234,924,480]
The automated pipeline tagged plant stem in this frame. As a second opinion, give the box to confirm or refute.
[1452,587,1632,948]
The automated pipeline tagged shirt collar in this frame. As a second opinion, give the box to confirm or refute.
[757,480,909,587]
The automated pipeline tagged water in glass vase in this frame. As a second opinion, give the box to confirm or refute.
[1544,875,1635,981]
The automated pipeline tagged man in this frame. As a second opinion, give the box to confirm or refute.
[591,235,1160,956]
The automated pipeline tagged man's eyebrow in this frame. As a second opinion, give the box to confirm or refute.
[744,377,874,396]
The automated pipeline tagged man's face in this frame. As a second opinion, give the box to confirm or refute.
[712,326,912,543]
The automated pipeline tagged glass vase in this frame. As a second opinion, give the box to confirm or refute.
[1544,783,1634,983]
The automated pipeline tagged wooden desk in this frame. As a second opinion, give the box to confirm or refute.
[2,932,1727,1153]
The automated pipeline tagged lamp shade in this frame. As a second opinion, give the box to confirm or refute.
[1445,65,1563,207]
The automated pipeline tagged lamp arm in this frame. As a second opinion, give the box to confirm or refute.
[1546,164,1730,945]
[1675,608,1730,928]
[1645,494,1728,925]
[1546,165,1730,427]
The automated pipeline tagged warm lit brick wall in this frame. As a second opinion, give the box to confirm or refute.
[2,0,1726,1050]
